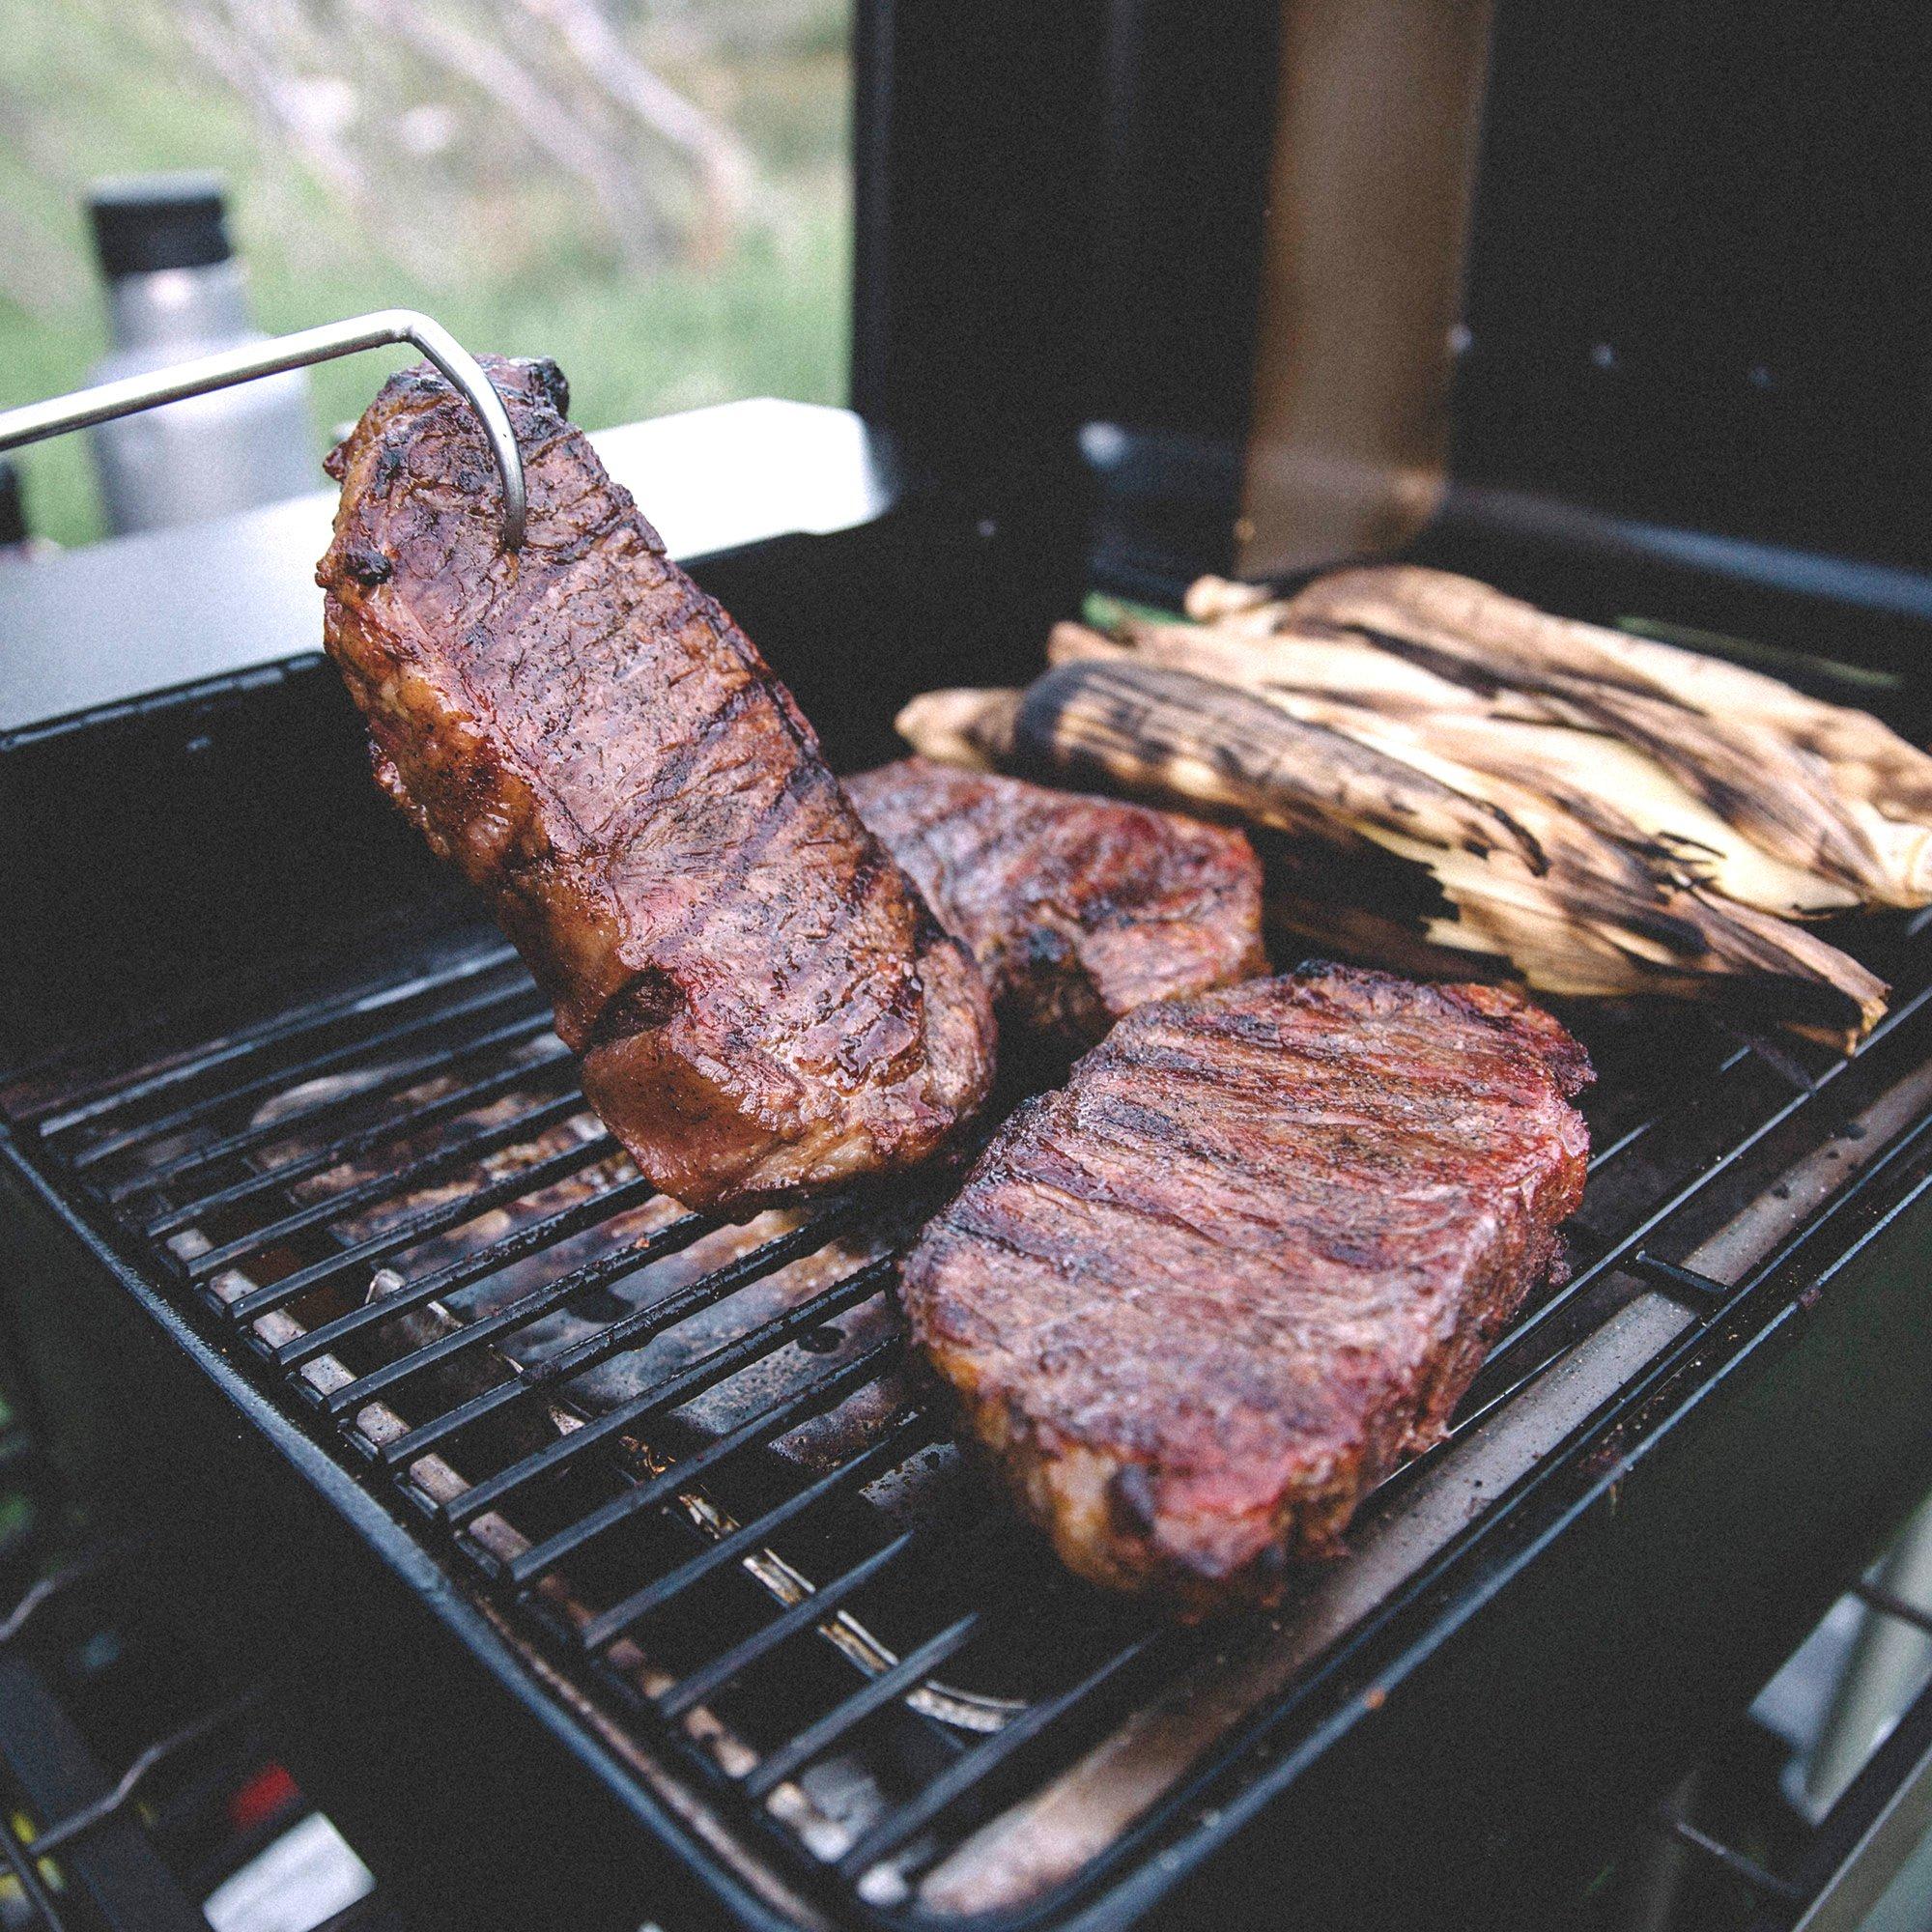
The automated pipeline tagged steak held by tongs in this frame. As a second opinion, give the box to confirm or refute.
[845,758,1267,1056]
[900,965,1591,1613]
[317,358,994,1213]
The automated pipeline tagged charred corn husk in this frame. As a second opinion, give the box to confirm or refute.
[896,639,1893,1047]
[1162,566,1932,907]
[1282,565,1932,905]
[1046,620,1862,919]
[906,662,1547,868]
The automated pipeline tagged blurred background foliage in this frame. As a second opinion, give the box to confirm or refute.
[0,0,853,544]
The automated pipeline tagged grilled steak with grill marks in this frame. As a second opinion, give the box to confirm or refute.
[845,759,1267,1055]
[899,965,1591,1613]
[317,359,994,1214]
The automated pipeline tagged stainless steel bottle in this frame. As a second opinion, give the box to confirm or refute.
[85,174,319,535]
[0,459,54,564]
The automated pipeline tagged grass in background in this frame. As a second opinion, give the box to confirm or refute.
[0,0,852,546]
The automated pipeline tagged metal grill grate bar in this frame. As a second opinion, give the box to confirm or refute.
[226,1133,621,1321]
[68,975,543,1171]
[276,1175,672,1369]
[1852,1578,1932,1638]
[653,1524,927,1719]
[1664,1814,1802,1902]
[16,942,519,1135]
[137,1021,568,1227]
[835,1626,1173,1884]
[384,1203,864,1467]
[184,1089,590,1279]
[579,1411,935,1653]
[507,1336,904,1586]
[743,1610,986,1802]
[1380,1091,1932,1521]
[323,1207,714,1416]
[1442,983,1932,1395]
[439,1257,898,1513]
[1585,1040,1753,1174]
[27,877,1932,1932]
[1626,1250,1730,1308]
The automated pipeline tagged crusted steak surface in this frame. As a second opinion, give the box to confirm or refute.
[845,758,1266,1054]
[899,966,1591,1611]
[317,359,993,1213]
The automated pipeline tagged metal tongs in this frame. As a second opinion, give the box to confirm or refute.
[0,307,526,551]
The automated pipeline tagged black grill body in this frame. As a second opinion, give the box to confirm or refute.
[7,9,1932,1931]
[8,495,1932,1932]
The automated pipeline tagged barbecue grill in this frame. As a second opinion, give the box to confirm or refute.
[5,5,1932,1929]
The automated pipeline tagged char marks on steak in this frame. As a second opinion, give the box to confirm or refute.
[845,758,1267,1055]
[899,965,1591,1612]
[317,360,993,1213]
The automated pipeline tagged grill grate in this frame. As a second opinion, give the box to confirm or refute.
[11,919,1932,1926]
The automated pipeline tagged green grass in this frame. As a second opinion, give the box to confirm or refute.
[0,0,852,546]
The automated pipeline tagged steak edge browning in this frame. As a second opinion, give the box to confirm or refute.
[899,966,1592,1613]
[318,359,994,1213]
[846,757,1267,1055]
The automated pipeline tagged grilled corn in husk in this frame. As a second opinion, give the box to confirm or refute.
[895,566,1929,1047]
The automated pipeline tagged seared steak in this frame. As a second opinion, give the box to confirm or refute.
[317,360,993,1214]
[845,758,1267,1054]
[899,966,1591,1612]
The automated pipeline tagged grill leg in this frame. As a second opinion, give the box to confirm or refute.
[1800,1491,1932,1816]
[1618,1771,1701,1932]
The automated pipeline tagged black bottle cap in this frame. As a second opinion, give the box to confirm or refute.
[0,460,26,549]
[89,173,232,278]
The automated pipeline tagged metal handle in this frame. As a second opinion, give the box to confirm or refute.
[0,307,526,551]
